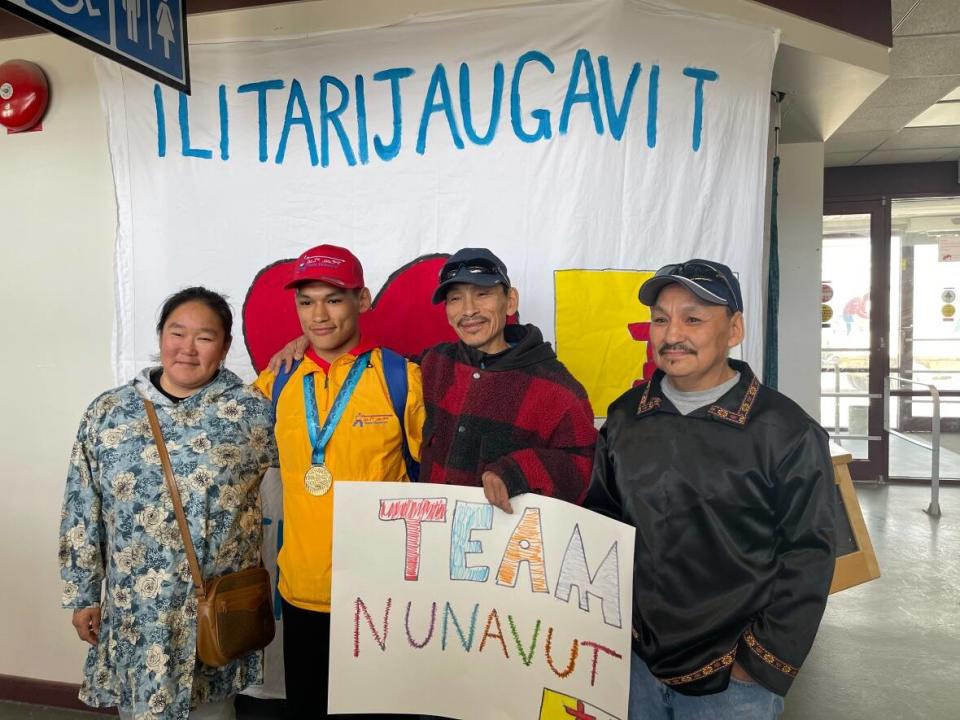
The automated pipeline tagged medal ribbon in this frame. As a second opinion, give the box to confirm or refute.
[303,351,372,466]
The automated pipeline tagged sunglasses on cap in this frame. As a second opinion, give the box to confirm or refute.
[653,261,741,313]
[440,260,508,283]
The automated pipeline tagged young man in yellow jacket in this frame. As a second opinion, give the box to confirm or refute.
[254,244,425,719]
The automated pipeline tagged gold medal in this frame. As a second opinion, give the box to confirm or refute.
[304,464,333,496]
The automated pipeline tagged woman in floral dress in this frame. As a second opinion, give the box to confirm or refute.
[59,287,277,719]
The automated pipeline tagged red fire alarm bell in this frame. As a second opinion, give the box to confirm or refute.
[0,60,49,133]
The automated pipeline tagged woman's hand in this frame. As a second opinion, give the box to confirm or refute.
[268,336,309,374]
[72,607,101,645]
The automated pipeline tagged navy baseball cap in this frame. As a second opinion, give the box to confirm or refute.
[432,248,511,304]
[638,259,743,313]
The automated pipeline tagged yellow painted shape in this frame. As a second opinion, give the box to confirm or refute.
[539,688,580,719]
[555,269,654,416]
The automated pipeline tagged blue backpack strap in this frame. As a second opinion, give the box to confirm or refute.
[271,359,302,412]
[381,348,420,481]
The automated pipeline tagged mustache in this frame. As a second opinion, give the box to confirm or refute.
[658,343,696,355]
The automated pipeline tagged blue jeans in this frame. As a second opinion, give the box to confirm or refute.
[629,653,785,719]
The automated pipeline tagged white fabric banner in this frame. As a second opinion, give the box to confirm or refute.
[330,482,636,719]
[97,0,777,384]
[254,468,285,699]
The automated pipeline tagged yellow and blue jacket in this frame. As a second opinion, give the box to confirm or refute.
[254,343,425,612]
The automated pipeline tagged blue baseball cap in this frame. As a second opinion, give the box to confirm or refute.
[432,248,511,304]
[638,259,743,313]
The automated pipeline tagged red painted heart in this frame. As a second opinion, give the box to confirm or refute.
[242,254,460,373]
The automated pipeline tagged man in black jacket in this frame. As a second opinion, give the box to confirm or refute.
[586,259,836,719]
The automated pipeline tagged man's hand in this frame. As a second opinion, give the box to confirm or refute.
[730,661,755,683]
[72,607,101,646]
[268,336,309,374]
[482,471,513,514]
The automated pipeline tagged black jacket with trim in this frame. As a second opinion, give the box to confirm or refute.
[586,360,836,697]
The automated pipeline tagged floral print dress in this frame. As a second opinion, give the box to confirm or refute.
[59,367,278,719]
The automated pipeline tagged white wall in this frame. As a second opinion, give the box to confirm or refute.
[0,0,536,685]
[775,141,825,419]
[0,32,117,684]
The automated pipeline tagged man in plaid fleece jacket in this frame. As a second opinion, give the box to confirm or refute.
[419,248,598,511]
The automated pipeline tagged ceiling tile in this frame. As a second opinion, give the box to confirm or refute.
[891,0,921,30]
[891,36,960,78]
[895,0,960,35]
[907,102,960,127]
[819,3,960,167]
[825,152,869,167]
[878,125,960,149]
[835,104,922,134]
[857,77,960,109]
[825,131,893,152]
[857,148,948,165]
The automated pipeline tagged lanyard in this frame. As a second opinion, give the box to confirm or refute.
[303,351,371,465]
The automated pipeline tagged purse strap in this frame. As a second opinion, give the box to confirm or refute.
[144,399,206,599]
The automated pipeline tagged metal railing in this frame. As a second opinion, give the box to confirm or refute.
[821,360,881,442]
[884,375,942,518]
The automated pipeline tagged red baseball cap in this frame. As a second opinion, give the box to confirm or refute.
[284,244,365,290]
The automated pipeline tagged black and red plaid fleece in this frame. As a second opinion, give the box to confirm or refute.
[418,324,598,504]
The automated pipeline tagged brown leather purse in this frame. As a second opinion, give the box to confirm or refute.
[145,399,275,667]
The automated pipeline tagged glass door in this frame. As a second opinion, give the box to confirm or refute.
[889,198,960,480]
[821,201,889,480]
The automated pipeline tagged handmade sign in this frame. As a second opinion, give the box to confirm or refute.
[96,0,777,390]
[329,483,635,719]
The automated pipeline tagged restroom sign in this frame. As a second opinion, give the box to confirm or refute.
[0,0,189,93]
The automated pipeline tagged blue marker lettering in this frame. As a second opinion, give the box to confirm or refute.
[355,74,369,165]
[153,84,166,157]
[372,67,415,162]
[416,63,465,155]
[178,92,212,159]
[320,75,357,168]
[647,64,660,149]
[237,79,286,163]
[598,56,640,141]
[449,501,493,582]
[459,61,504,146]
[218,84,229,161]
[276,79,319,166]
[559,49,603,136]
[682,67,718,152]
[510,50,555,143]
